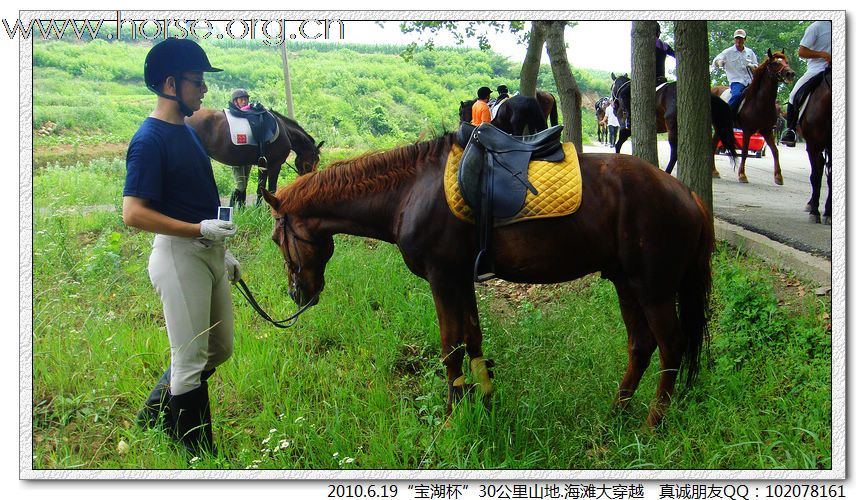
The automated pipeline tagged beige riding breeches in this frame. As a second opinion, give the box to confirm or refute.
[148,235,234,395]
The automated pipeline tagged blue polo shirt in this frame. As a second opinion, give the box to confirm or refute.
[123,117,220,224]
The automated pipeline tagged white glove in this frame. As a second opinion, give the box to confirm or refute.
[200,219,237,241]
[224,250,242,283]
[715,59,725,68]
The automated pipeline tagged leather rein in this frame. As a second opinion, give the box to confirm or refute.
[233,215,319,329]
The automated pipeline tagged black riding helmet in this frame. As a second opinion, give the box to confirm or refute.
[144,38,222,117]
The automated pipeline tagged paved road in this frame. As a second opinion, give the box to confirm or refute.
[584,139,832,258]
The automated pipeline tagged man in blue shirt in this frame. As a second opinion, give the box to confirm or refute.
[713,29,760,115]
[123,38,240,455]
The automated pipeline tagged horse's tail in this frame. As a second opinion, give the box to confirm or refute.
[678,191,714,389]
[710,94,738,169]
[549,95,559,126]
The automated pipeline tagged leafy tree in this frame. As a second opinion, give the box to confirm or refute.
[663,20,808,103]
[398,21,584,149]
[674,20,713,212]
[541,21,583,148]
[630,21,658,166]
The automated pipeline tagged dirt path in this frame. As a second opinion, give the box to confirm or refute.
[34,142,128,169]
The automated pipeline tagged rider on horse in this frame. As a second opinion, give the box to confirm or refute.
[713,29,759,115]
[654,22,675,83]
[780,21,832,147]
[471,86,493,126]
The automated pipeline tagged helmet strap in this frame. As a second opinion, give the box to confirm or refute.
[151,74,194,117]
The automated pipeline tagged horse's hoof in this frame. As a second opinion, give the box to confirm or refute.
[809,214,821,224]
[805,203,813,213]
[774,174,784,186]
[711,169,721,179]
[823,215,832,225]
[738,174,749,184]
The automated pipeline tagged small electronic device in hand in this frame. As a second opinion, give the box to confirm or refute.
[218,206,233,223]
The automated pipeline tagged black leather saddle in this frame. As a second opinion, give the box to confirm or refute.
[794,68,831,111]
[455,122,564,282]
[458,122,564,219]
[228,103,279,168]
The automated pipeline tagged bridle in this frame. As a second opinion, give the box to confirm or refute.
[611,78,632,130]
[233,214,320,328]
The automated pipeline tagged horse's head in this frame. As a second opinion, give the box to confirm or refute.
[459,99,475,123]
[295,139,324,175]
[764,49,796,84]
[261,190,334,309]
[610,74,631,130]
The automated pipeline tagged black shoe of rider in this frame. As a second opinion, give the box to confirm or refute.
[136,368,172,430]
[780,129,797,147]
[168,382,215,456]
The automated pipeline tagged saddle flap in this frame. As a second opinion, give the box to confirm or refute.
[224,109,279,147]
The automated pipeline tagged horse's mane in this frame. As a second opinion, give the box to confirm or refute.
[274,133,457,214]
[270,109,316,144]
[743,51,788,100]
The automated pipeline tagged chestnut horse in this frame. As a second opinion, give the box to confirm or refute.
[799,70,831,224]
[710,50,796,184]
[260,132,714,427]
[611,74,738,177]
[186,108,322,195]
[459,90,559,131]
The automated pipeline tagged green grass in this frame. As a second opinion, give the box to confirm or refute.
[31,156,832,470]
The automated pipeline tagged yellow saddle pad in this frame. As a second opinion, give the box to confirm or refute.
[443,142,582,226]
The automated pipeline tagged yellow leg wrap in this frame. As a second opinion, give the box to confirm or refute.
[452,375,466,387]
[470,357,494,396]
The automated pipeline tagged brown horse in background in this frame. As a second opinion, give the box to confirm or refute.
[186,108,322,195]
[595,97,610,144]
[799,70,831,224]
[612,74,738,176]
[459,90,558,129]
[260,132,713,427]
[710,50,795,184]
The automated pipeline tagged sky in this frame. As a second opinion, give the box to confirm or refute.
[336,21,634,74]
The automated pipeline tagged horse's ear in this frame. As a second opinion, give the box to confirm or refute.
[767,48,772,58]
[317,140,325,149]
[781,48,785,55]
[611,72,616,80]
[259,188,281,211]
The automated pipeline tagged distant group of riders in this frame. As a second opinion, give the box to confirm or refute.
[596,21,831,150]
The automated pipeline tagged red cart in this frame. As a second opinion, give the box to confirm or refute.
[716,130,767,158]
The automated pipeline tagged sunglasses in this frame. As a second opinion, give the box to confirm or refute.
[178,76,206,89]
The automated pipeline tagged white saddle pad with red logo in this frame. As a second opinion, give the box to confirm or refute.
[224,109,280,146]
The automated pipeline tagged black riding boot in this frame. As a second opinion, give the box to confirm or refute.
[780,102,798,147]
[136,367,171,430]
[229,189,247,208]
[168,381,215,456]
[137,368,215,431]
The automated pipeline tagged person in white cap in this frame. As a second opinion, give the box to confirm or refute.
[712,28,759,114]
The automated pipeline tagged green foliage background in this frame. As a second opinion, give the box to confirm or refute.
[33,38,613,151]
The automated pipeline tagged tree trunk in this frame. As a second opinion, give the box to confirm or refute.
[542,20,583,151]
[631,21,658,166]
[280,42,295,119]
[674,20,713,213]
[519,22,544,98]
